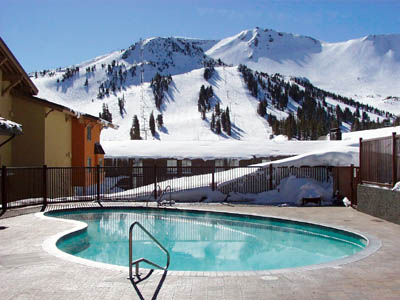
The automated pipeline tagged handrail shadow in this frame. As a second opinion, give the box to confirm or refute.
[129,269,168,300]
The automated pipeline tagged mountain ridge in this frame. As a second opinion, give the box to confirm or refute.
[30,27,400,142]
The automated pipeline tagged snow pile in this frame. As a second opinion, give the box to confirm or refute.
[256,146,359,167]
[278,176,332,205]
[208,175,333,205]
[102,125,400,167]
[0,117,23,135]
[342,197,352,207]
[392,182,400,191]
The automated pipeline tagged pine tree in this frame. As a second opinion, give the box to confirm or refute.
[257,100,267,116]
[118,94,126,117]
[99,103,112,122]
[149,111,156,136]
[156,113,163,129]
[216,118,222,134]
[204,66,214,81]
[130,115,141,140]
[215,102,220,116]
[210,113,216,132]
[201,108,206,120]
[221,111,227,132]
[225,106,231,136]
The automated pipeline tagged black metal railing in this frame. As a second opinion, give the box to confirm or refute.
[0,165,331,212]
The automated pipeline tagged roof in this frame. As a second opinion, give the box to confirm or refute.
[0,38,117,130]
[18,94,118,129]
[94,142,105,155]
[0,37,38,96]
[0,117,22,136]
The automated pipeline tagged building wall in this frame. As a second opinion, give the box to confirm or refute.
[11,95,45,166]
[86,122,103,166]
[71,118,104,186]
[71,118,85,167]
[357,184,400,225]
[44,109,72,167]
[0,69,14,165]
[72,118,103,167]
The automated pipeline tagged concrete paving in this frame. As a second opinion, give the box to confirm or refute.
[1,203,400,300]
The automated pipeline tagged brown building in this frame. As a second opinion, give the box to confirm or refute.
[104,156,289,190]
[0,37,115,172]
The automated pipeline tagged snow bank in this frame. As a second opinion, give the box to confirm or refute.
[278,176,332,205]
[205,175,333,205]
[254,146,359,167]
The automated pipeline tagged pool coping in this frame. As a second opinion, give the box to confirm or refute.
[37,205,382,277]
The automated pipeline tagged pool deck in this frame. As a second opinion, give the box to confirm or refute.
[1,203,400,300]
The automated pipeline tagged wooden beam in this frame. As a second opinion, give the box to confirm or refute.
[1,76,22,96]
[0,56,7,66]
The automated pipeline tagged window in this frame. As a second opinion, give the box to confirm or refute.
[132,159,143,176]
[167,159,177,174]
[229,159,239,167]
[87,157,92,172]
[98,158,103,166]
[215,159,225,172]
[182,160,192,174]
[87,126,92,141]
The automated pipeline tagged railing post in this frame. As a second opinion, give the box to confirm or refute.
[42,165,48,209]
[350,164,354,206]
[153,164,157,200]
[326,166,329,182]
[359,138,363,184]
[269,164,273,190]
[211,167,215,191]
[392,132,397,187]
[129,163,134,190]
[97,164,101,202]
[2,166,7,213]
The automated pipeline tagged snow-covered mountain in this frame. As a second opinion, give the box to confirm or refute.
[31,28,400,142]
[206,28,400,113]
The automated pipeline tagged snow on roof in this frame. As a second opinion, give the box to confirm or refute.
[103,126,400,167]
[0,117,22,136]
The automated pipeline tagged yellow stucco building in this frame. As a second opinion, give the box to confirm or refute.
[0,37,113,168]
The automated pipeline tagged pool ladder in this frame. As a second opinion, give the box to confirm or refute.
[146,185,175,207]
[129,221,170,282]
[157,185,175,207]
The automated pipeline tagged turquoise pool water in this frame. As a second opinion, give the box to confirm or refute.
[48,208,367,271]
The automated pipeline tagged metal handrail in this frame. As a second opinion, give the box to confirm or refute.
[157,185,173,207]
[146,184,163,207]
[129,221,170,280]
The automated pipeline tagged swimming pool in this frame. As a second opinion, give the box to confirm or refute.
[46,208,367,272]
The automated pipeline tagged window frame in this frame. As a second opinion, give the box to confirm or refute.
[167,159,178,175]
[182,159,192,174]
[87,126,92,141]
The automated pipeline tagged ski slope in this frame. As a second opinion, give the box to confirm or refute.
[206,29,400,114]
[31,27,400,145]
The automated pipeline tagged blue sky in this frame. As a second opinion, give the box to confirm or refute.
[1,0,399,73]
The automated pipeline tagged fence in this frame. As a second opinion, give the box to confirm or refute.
[359,132,400,187]
[332,165,360,206]
[0,165,331,212]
